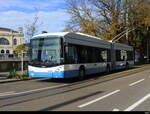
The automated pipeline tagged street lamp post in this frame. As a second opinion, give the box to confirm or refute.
[125,0,129,43]
[147,40,149,63]
[147,27,149,63]
[21,51,24,75]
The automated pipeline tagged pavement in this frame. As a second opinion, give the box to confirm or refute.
[0,72,9,79]
[0,70,35,83]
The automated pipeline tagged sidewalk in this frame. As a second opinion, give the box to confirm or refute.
[0,71,24,79]
[0,70,32,83]
[0,72,9,80]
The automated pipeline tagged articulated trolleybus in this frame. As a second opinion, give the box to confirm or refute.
[28,32,134,79]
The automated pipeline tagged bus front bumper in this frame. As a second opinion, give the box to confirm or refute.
[28,71,64,78]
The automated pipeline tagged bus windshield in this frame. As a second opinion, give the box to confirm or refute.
[29,38,64,67]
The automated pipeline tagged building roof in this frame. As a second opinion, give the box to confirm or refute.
[0,27,18,33]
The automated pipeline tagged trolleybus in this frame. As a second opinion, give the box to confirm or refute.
[28,32,134,79]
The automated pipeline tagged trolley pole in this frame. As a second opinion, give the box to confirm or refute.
[111,28,135,43]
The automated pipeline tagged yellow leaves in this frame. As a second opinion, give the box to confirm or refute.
[65,0,150,42]
[15,45,27,54]
[143,17,150,26]
[80,19,99,36]
[130,0,150,27]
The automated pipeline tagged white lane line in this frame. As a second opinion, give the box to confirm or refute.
[113,108,120,111]
[0,84,67,97]
[124,93,150,111]
[0,91,15,95]
[78,89,120,108]
[0,91,15,96]
[129,79,145,87]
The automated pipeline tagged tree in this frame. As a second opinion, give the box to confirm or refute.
[24,8,43,43]
[64,0,100,36]
[126,0,150,62]
[15,44,28,74]
[65,0,150,63]
[65,0,124,39]
[24,13,39,43]
[15,44,27,55]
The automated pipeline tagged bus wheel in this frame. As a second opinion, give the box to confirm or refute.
[79,68,85,80]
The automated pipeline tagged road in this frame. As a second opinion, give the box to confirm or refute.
[0,64,150,111]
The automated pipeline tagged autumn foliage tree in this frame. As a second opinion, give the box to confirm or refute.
[64,0,150,63]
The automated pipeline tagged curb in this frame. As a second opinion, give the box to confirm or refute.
[0,77,38,84]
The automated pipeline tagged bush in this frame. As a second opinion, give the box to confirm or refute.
[8,69,17,79]
[8,70,28,80]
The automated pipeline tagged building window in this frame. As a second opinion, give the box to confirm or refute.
[0,38,9,45]
[6,50,10,54]
[13,39,17,45]
[1,50,5,54]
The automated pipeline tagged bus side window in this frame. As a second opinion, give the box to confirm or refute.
[67,45,78,64]
[121,50,127,61]
[101,50,107,62]
[116,50,121,61]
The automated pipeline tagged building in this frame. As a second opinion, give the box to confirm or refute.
[0,27,23,57]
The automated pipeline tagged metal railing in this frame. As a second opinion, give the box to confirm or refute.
[0,54,29,61]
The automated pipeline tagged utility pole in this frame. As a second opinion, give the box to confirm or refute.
[21,51,24,75]
[147,40,149,63]
[125,0,129,44]
[147,27,149,63]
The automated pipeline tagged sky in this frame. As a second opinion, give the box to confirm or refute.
[0,0,70,34]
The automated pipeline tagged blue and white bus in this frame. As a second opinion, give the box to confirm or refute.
[28,32,134,79]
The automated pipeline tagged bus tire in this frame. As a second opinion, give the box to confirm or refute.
[79,67,85,80]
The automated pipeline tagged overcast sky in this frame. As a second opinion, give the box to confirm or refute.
[0,0,70,34]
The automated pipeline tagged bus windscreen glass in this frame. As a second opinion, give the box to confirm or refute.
[29,38,63,67]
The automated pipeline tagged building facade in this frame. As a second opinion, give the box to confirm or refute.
[0,27,23,57]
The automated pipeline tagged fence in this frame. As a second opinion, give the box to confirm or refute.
[0,54,29,61]
[0,54,29,72]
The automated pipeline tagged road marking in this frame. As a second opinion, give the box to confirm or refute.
[78,89,120,108]
[0,91,15,95]
[124,93,150,111]
[0,91,15,97]
[113,108,120,111]
[129,79,145,87]
[0,84,67,97]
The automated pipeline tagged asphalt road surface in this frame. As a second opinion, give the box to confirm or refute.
[0,64,150,111]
